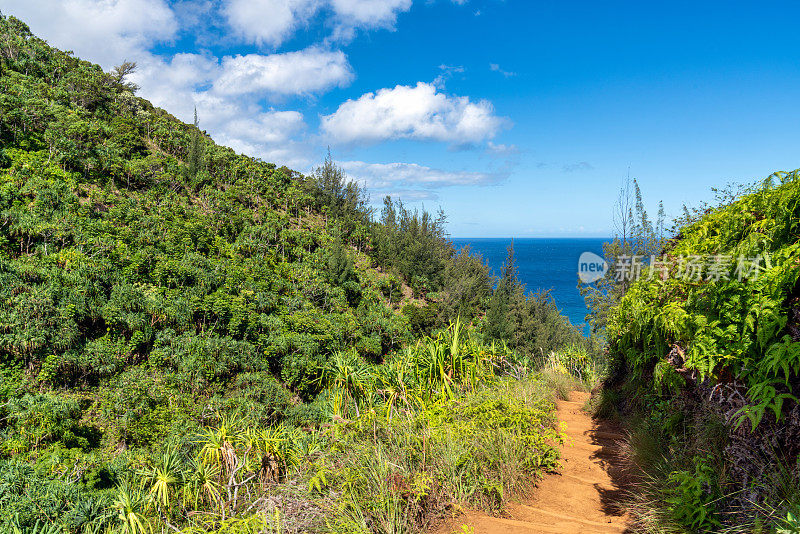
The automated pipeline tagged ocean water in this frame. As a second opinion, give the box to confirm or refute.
[450,238,609,333]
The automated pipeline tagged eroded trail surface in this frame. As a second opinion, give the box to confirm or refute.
[436,391,630,534]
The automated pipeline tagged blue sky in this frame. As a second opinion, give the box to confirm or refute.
[4,0,800,237]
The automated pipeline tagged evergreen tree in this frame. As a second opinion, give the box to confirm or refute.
[486,241,584,355]
[438,245,492,323]
[110,60,139,92]
[187,107,204,182]
[327,239,355,287]
[485,242,519,342]
[656,200,666,243]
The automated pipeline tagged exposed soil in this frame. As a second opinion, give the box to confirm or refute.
[434,391,631,533]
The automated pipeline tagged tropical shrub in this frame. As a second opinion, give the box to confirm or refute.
[605,170,800,531]
[0,15,584,532]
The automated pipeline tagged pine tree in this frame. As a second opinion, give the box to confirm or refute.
[656,201,666,243]
[187,107,204,181]
[485,241,520,343]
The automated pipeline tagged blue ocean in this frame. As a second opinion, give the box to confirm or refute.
[449,238,609,333]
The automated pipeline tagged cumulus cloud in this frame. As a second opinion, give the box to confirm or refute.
[2,2,327,163]
[3,0,493,172]
[213,49,353,96]
[130,53,315,169]
[132,47,354,109]
[215,111,309,166]
[224,111,306,145]
[224,0,413,46]
[321,82,507,146]
[328,0,412,39]
[341,160,506,189]
[225,0,322,47]
[126,44,356,169]
[1,0,178,68]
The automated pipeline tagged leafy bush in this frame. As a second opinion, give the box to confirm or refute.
[604,170,800,531]
[5,393,93,452]
[665,459,721,532]
[402,302,439,337]
[0,15,586,532]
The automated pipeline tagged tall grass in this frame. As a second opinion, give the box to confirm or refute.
[319,319,504,421]
[539,344,605,400]
[591,384,800,534]
[68,322,576,533]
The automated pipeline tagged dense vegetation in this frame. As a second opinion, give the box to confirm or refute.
[595,171,800,532]
[0,15,592,533]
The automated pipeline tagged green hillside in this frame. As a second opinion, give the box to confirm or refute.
[0,14,592,533]
[605,171,800,531]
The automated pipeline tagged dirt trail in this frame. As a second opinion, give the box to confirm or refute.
[435,391,630,534]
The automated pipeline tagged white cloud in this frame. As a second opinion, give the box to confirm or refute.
[130,53,219,123]
[487,141,518,155]
[378,189,439,202]
[321,82,506,146]
[213,48,353,96]
[340,161,505,189]
[433,64,465,89]
[329,0,411,28]
[131,54,314,169]
[136,53,218,94]
[225,111,306,145]
[1,0,178,68]
[215,111,309,167]
[224,0,412,46]
[225,0,322,47]
[127,46,354,169]
[3,0,493,172]
[490,63,516,77]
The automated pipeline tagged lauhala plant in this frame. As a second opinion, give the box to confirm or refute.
[319,350,373,417]
[138,444,184,509]
[316,320,508,421]
[184,457,222,510]
[112,484,152,534]
[0,14,579,532]
[198,415,242,476]
[406,318,500,401]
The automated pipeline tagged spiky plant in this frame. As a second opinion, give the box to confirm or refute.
[112,484,152,534]
[198,415,241,474]
[184,456,221,510]
[320,350,373,417]
[138,445,184,509]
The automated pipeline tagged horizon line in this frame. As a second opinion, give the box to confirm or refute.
[449,235,613,240]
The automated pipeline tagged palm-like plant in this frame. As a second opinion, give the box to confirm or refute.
[320,350,373,417]
[183,456,221,510]
[68,496,114,533]
[112,484,152,534]
[9,518,63,534]
[138,445,184,509]
[198,415,240,474]
[408,319,497,400]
